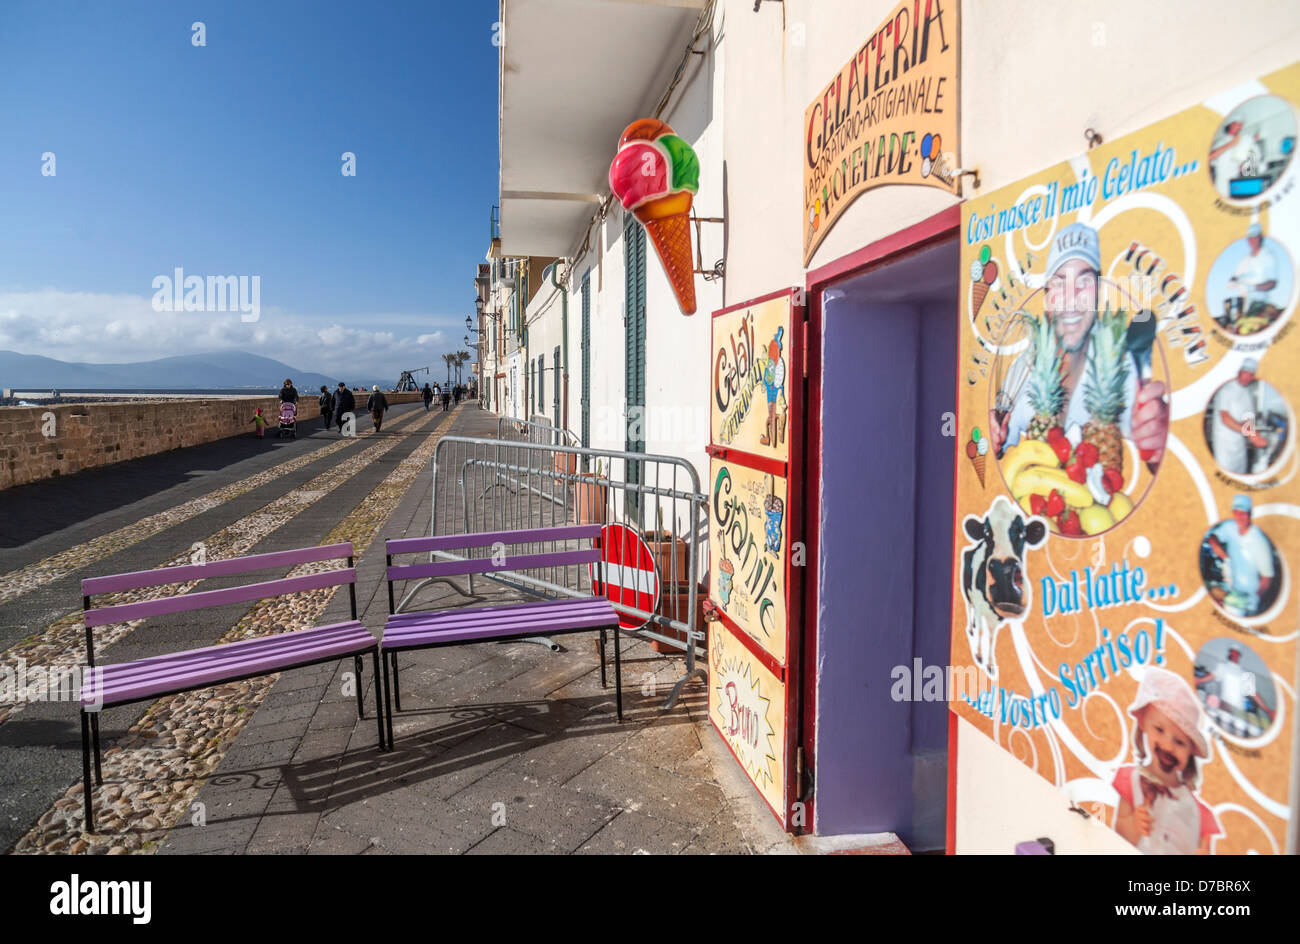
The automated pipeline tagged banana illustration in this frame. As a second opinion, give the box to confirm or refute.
[1012,465,1093,508]
[1001,439,1059,488]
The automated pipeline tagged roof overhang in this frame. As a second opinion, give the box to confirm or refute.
[498,0,706,257]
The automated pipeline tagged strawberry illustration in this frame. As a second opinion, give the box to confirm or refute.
[1050,436,1072,466]
[1058,510,1082,536]
[1046,426,1065,443]
[1029,493,1047,516]
[1066,460,1087,483]
[1044,489,1065,518]
[1103,468,1124,494]
[1075,442,1100,468]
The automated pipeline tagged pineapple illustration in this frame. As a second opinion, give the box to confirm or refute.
[1024,313,1065,442]
[1082,308,1131,475]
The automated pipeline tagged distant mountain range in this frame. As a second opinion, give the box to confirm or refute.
[0,351,379,392]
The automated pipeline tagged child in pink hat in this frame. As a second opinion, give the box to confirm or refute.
[1113,667,1222,854]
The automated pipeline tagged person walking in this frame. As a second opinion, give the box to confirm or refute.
[367,385,389,432]
[279,378,299,405]
[422,382,433,412]
[249,407,269,438]
[333,382,355,434]
[441,387,451,411]
[318,385,334,431]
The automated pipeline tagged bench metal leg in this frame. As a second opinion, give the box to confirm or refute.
[391,651,402,712]
[512,635,560,652]
[80,711,95,834]
[381,649,395,751]
[353,655,365,719]
[599,629,607,689]
[371,650,386,751]
[613,627,623,722]
[90,712,103,784]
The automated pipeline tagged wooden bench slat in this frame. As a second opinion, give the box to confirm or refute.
[386,548,599,582]
[82,543,355,595]
[84,568,356,628]
[386,525,601,555]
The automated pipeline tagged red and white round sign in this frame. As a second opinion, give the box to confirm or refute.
[589,524,660,630]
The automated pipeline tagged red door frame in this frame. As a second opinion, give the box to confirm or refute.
[800,204,961,841]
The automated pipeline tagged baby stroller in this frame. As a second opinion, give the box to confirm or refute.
[276,401,297,439]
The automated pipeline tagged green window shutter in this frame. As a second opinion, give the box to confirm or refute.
[538,352,545,415]
[553,344,561,426]
[623,214,647,500]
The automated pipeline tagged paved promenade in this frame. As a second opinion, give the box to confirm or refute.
[0,401,792,854]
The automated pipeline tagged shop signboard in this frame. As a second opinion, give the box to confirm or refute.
[802,0,960,265]
[707,288,804,831]
[711,293,793,464]
[950,63,1300,854]
[708,624,787,818]
[708,458,789,664]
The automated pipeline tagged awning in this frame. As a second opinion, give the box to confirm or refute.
[498,0,706,257]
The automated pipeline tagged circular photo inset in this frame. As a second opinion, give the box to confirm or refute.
[1193,638,1277,740]
[1199,498,1284,619]
[1203,365,1292,481]
[1208,94,1297,202]
[989,273,1168,537]
[1206,225,1294,337]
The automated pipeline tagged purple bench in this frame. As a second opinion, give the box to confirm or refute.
[380,525,623,749]
[78,542,384,833]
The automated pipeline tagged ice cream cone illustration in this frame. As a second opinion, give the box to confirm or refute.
[969,246,998,322]
[716,528,735,607]
[966,427,989,487]
[609,119,700,315]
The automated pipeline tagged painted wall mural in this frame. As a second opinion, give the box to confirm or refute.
[950,63,1300,855]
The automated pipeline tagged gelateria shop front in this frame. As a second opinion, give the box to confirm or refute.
[705,1,1300,855]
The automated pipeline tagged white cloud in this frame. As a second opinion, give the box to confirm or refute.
[0,289,461,379]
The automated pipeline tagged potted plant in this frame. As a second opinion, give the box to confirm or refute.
[572,459,608,524]
[653,580,708,654]
[642,508,690,583]
[553,450,578,478]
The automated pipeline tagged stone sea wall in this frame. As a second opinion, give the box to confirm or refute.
[0,392,425,490]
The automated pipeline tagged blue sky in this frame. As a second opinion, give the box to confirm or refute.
[0,1,498,379]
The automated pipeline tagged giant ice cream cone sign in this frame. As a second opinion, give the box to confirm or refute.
[609,119,699,315]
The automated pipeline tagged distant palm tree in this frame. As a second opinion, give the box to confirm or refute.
[442,353,454,386]
[456,351,470,385]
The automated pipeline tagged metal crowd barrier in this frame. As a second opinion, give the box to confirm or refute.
[497,415,582,449]
[402,434,708,709]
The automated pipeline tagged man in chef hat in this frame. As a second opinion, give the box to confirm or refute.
[1206,494,1276,617]
[1113,667,1221,854]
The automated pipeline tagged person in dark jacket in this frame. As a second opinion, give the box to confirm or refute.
[441,387,451,411]
[333,382,355,433]
[279,378,299,404]
[367,385,389,431]
[422,383,433,411]
[318,385,334,430]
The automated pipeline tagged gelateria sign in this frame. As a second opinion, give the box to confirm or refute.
[802,0,959,264]
[950,63,1300,855]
